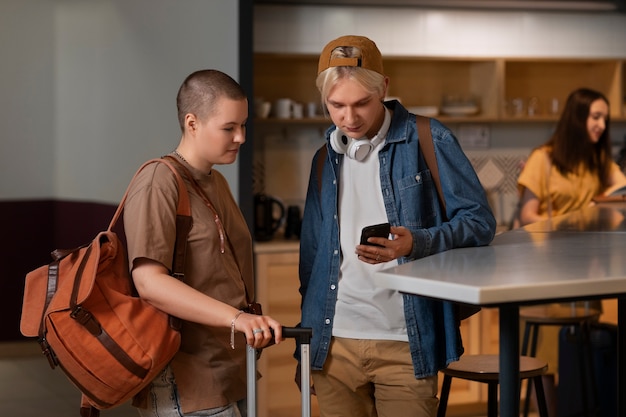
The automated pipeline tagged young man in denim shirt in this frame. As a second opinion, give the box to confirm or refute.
[297,35,496,417]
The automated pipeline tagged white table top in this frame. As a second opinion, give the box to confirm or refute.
[522,203,626,233]
[375,204,626,306]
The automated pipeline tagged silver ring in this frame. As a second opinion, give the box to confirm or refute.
[252,328,263,335]
[376,255,380,261]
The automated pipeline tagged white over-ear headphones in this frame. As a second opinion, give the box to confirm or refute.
[330,107,391,161]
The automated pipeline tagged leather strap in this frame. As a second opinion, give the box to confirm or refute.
[416,116,481,320]
[80,406,100,417]
[107,157,191,230]
[46,262,59,307]
[70,306,149,379]
[80,395,101,417]
[416,115,447,219]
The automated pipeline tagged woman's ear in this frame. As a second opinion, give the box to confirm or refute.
[184,113,198,133]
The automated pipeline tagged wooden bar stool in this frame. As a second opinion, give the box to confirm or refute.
[437,354,549,417]
[520,303,600,417]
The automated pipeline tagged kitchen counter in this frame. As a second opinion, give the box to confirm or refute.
[253,239,300,254]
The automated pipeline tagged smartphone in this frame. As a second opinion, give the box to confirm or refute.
[360,223,391,247]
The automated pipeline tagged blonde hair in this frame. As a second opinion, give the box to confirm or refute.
[316,46,386,103]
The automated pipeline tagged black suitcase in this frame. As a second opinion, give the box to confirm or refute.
[247,326,313,417]
[557,322,617,417]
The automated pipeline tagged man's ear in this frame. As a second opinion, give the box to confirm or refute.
[381,77,390,100]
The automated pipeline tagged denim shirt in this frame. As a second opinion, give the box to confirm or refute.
[297,101,497,378]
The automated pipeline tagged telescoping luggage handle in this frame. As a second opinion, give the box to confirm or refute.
[247,326,313,417]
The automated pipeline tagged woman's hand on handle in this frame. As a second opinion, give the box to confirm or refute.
[234,312,283,349]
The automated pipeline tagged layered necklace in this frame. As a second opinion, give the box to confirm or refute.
[172,150,188,164]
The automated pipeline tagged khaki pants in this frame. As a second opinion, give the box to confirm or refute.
[312,337,439,417]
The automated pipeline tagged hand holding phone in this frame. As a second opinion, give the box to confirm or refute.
[360,223,390,247]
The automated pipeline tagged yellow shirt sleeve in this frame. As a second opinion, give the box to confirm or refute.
[517,147,603,218]
[517,147,551,207]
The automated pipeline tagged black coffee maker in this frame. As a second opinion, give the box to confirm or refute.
[254,194,285,241]
[284,205,302,239]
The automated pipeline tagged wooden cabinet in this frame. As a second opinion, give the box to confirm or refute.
[254,241,320,417]
[254,54,626,124]
[254,241,501,416]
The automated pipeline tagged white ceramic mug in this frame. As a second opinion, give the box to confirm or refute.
[255,101,271,119]
[274,98,294,119]
[292,102,303,119]
[306,102,318,118]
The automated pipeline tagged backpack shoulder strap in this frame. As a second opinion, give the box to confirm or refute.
[108,157,191,231]
[107,157,193,281]
[156,157,193,280]
[417,116,481,319]
[416,115,447,219]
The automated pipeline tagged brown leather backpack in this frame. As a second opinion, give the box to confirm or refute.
[20,157,192,417]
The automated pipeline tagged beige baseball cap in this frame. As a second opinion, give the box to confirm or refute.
[317,35,384,76]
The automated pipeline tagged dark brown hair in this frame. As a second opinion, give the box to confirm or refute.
[546,87,612,187]
[176,69,246,131]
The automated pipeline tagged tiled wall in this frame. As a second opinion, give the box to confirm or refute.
[466,149,529,226]
[254,124,530,227]
[254,125,325,211]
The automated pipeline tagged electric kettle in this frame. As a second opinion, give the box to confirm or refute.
[254,194,285,241]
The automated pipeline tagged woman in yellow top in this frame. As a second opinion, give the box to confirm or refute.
[516,87,626,414]
[518,87,626,226]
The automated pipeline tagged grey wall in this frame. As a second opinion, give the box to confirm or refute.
[1,0,56,199]
[1,0,241,204]
[0,0,247,342]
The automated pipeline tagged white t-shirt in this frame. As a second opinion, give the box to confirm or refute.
[332,130,408,342]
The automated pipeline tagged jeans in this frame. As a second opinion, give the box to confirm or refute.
[137,366,246,417]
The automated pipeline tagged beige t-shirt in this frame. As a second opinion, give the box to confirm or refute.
[123,158,254,413]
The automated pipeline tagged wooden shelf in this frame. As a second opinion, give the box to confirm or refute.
[254,54,626,124]
[255,117,329,125]
[503,58,623,120]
